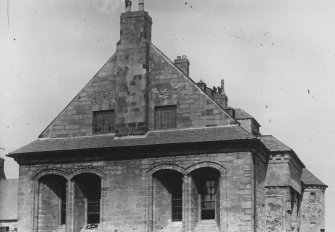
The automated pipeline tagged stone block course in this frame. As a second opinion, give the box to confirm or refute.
[15,151,257,232]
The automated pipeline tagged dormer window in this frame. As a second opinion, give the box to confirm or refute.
[154,106,177,130]
[93,110,115,134]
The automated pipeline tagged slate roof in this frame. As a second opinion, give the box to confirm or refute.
[9,125,255,156]
[258,135,292,152]
[0,179,18,221]
[234,108,261,127]
[234,108,254,120]
[301,168,327,187]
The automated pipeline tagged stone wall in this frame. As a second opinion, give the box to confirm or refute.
[114,11,152,136]
[0,178,18,232]
[38,175,66,232]
[16,151,255,232]
[300,188,326,232]
[254,153,268,231]
[39,55,117,138]
[237,119,259,135]
[148,44,233,130]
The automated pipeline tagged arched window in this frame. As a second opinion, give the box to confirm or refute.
[190,167,220,221]
[37,174,67,231]
[152,169,184,230]
[72,173,101,231]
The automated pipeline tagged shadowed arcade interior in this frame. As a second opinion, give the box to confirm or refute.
[73,173,101,232]
[190,167,220,227]
[153,170,183,231]
[37,174,67,232]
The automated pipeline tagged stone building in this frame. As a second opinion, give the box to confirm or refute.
[0,158,18,232]
[6,1,327,232]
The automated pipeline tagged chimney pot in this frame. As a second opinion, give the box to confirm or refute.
[174,55,190,76]
[125,0,132,12]
[221,79,225,93]
[139,0,144,11]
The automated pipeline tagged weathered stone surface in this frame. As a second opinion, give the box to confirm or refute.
[16,151,256,232]
[7,6,327,232]
[300,188,326,232]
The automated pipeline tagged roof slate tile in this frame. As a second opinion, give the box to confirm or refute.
[9,125,255,156]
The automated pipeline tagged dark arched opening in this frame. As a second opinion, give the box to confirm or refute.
[152,169,184,231]
[72,173,101,232]
[190,167,221,226]
[37,174,67,232]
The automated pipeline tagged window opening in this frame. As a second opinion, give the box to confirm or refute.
[0,227,9,232]
[172,190,182,221]
[93,110,115,134]
[87,200,100,224]
[154,106,177,129]
[201,179,216,220]
[61,185,66,225]
[153,170,183,223]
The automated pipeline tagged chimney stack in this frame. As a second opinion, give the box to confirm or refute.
[125,0,132,12]
[220,79,225,94]
[139,0,144,11]
[197,80,206,91]
[214,79,228,108]
[174,55,190,76]
[116,5,152,136]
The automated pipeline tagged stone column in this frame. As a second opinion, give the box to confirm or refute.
[66,181,74,232]
[183,175,192,232]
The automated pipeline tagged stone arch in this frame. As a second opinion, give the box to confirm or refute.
[69,168,106,232]
[186,161,228,231]
[186,161,227,176]
[147,163,187,177]
[146,164,186,232]
[33,169,69,232]
[69,167,106,180]
[33,168,69,181]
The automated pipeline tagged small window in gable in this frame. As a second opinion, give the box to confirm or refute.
[154,106,177,130]
[93,110,115,134]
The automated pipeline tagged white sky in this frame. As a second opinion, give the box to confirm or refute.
[0,0,334,230]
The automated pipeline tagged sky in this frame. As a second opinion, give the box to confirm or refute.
[0,0,334,229]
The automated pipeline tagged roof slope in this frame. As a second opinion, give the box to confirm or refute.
[234,108,255,120]
[0,179,18,220]
[149,43,234,127]
[39,54,117,139]
[9,125,255,155]
[258,135,292,152]
[301,168,327,187]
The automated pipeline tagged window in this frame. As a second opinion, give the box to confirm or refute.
[201,179,216,220]
[154,106,177,129]
[93,110,115,134]
[0,227,9,232]
[61,185,66,225]
[172,190,182,221]
[88,200,100,224]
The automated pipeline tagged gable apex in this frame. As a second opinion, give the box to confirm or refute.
[39,54,117,138]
